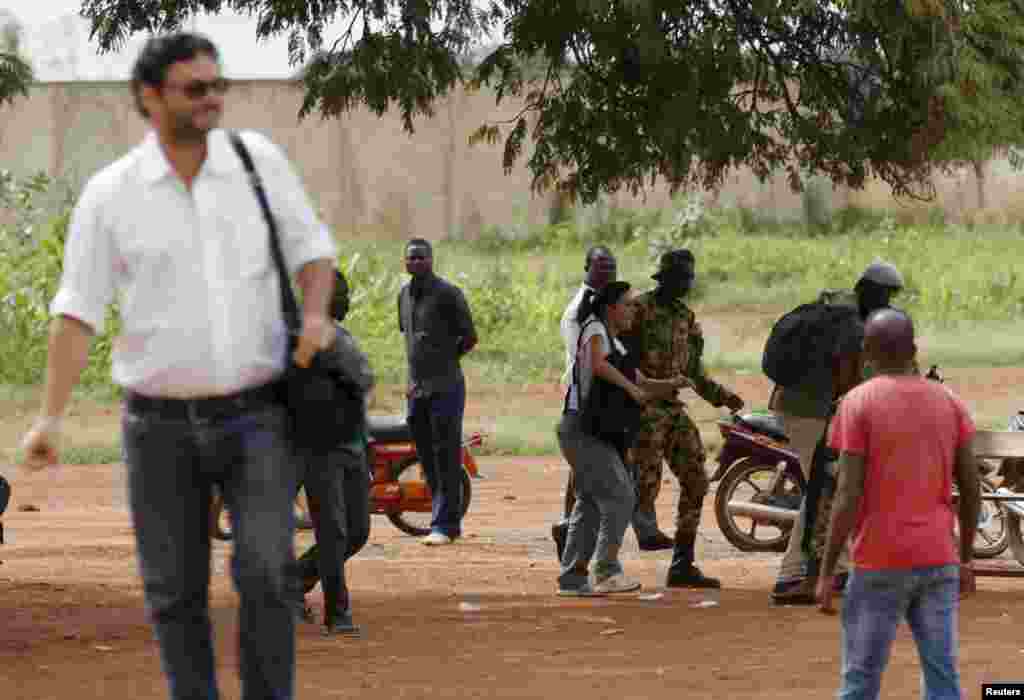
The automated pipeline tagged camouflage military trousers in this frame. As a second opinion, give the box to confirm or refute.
[631,402,707,538]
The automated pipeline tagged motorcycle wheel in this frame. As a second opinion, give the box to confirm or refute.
[209,490,313,542]
[294,488,314,531]
[713,458,799,553]
[386,456,473,537]
[1007,511,1024,566]
[210,490,233,542]
[971,478,1009,559]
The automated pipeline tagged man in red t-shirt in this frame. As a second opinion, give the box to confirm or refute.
[816,309,980,700]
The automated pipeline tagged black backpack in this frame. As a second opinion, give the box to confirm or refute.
[762,292,860,388]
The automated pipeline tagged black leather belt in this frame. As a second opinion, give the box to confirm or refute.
[125,382,282,422]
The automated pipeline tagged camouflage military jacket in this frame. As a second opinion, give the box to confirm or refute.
[622,291,737,408]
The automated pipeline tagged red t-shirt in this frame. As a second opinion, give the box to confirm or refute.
[828,375,975,570]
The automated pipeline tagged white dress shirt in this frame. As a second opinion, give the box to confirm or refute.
[50,129,338,398]
[560,284,593,386]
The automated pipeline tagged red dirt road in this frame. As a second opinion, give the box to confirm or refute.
[1,455,1022,699]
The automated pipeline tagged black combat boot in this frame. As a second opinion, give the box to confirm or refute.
[665,532,721,589]
[551,521,568,562]
[636,531,675,552]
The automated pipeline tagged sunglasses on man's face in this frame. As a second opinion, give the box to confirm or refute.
[164,77,230,100]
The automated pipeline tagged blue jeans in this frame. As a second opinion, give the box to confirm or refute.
[123,402,298,700]
[840,565,961,700]
[409,379,466,537]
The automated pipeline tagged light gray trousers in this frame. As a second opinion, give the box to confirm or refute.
[556,412,636,587]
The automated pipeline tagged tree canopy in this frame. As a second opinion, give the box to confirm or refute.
[0,16,33,109]
[80,0,1024,202]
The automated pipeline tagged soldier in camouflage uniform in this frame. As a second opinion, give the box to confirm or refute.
[623,250,745,589]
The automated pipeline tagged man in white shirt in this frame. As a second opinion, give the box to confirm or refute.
[560,247,617,391]
[551,246,616,559]
[20,33,337,700]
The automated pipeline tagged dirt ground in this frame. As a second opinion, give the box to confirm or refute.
[1,457,1023,699]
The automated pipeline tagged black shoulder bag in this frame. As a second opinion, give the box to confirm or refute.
[576,319,643,456]
[229,132,350,454]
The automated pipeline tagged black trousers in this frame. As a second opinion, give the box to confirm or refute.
[294,444,371,617]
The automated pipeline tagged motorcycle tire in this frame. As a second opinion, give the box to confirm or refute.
[386,456,472,538]
[209,488,311,542]
[970,478,1009,559]
[713,458,799,553]
[210,491,233,542]
[1007,511,1024,566]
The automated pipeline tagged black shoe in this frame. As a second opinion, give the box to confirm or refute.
[637,532,675,552]
[551,521,568,562]
[770,578,817,605]
[666,564,722,589]
[324,611,361,637]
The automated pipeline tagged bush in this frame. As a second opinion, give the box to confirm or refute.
[0,172,118,386]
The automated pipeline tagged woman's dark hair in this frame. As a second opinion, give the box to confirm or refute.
[131,32,220,118]
[576,281,631,325]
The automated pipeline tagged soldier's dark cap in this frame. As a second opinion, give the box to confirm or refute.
[652,249,695,281]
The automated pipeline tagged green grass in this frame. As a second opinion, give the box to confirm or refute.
[5,443,123,466]
[62,444,123,465]
[472,414,560,456]
[336,219,1024,387]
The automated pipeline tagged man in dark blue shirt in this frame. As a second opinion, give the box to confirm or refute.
[398,239,478,545]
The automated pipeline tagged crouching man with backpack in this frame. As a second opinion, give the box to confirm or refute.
[766,261,904,605]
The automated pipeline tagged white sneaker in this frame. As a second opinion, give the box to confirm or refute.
[593,574,642,594]
[422,532,453,546]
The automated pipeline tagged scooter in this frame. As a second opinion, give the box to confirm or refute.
[210,415,484,540]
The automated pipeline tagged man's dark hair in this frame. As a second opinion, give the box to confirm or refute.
[584,245,614,270]
[406,238,433,255]
[131,32,220,118]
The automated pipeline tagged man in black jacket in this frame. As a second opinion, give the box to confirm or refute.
[398,239,478,546]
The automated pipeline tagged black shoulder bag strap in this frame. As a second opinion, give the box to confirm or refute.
[567,318,601,411]
[228,131,300,339]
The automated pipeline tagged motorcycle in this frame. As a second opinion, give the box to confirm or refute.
[710,410,804,553]
[712,372,1009,558]
[365,415,484,537]
[991,410,1024,564]
[210,415,484,540]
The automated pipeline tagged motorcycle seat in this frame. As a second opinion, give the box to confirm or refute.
[367,415,413,444]
[736,412,789,443]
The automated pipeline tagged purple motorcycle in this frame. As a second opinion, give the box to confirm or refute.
[710,411,804,553]
[711,406,1008,557]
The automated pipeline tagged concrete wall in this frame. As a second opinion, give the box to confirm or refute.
[2,80,1022,240]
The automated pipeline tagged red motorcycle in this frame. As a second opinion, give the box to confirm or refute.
[210,415,484,540]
